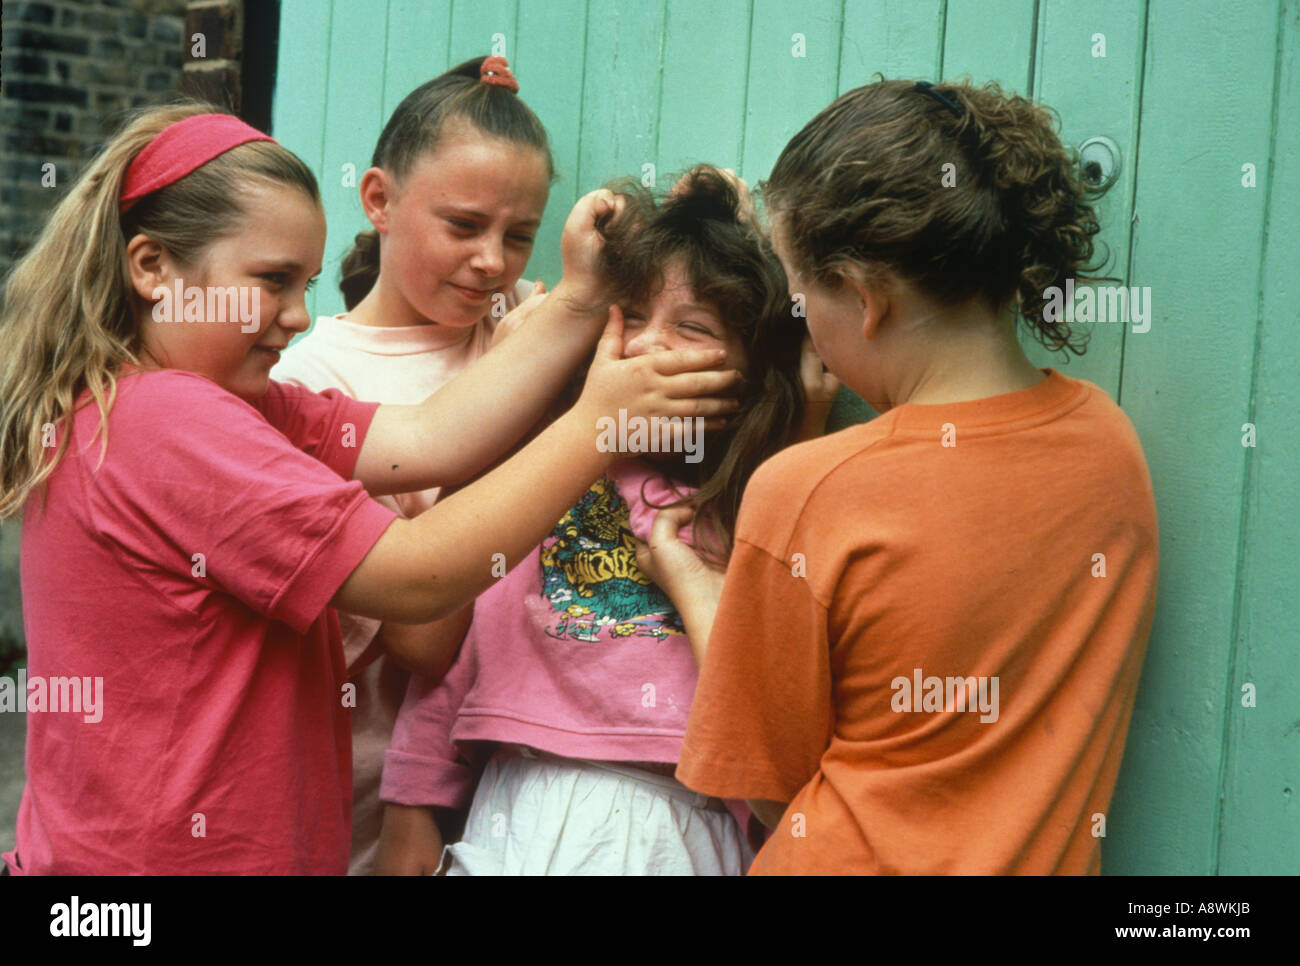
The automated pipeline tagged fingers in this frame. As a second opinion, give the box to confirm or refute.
[594,304,625,359]
[648,346,730,376]
[649,504,696,545]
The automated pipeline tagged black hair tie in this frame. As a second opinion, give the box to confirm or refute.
[914,80,962,116]
[914,80,984,162]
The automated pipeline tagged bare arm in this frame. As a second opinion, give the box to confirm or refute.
[354,278,604,496]
[632,504,725,667]
[333,316,741,623]
[373,604,473,680]
[634,507,791,825]
[354,190,627,497]
[793,332,841,443]
[376,804,444,876]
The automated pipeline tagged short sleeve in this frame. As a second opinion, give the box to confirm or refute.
[381,636,479,808]
[87,371,397,635]
[252,378,377,480]
[675,536,834,803]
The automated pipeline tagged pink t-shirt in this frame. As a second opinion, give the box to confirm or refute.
[5,370,397,875]
[381,460,702,809]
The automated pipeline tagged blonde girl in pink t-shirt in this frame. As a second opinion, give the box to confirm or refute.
[273,56,556,874]
[0,103,741,875]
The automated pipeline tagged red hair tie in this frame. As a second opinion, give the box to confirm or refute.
[479,56,519,93]
[120,113,277,213]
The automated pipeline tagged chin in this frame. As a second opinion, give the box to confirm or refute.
[430,295,493,328]
[228,373,270,401]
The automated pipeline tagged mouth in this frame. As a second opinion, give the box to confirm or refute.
[448,282,494,303]
[254,345,285,362]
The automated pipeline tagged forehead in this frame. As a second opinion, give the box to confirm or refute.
[399,128,550,211]
[633,260,720,317]
[219,180,324,251]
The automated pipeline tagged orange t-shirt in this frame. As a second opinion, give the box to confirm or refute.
[675,370,1158,874]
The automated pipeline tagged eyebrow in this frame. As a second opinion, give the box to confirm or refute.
[255,261,323,279]
[438,206,542,228]
[677,303,720,317]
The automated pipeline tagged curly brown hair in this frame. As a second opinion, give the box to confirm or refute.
[596,166,806,561]
[764,78,1111,354]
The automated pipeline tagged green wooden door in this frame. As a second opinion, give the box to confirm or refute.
[273,0,1300,875]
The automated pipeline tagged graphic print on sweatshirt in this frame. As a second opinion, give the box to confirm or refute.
[539,475,685,643]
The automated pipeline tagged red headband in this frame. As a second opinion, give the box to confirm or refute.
[479,56,519,93]
[119,113,277,213]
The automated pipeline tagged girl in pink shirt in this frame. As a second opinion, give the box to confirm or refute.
[0,105,740,875]
[377,167,835,874]
[271,56,551,875]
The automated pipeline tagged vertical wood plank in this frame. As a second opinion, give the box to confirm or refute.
[740,0,843,183]
[838,0,944,89]
[448,0,517,68]
[273,0,334,322]
[382,0,454,122]
[1026,0,1144,398]
[1217,0,1300,876]
[1108,0,1277,874]
[656,0,751,177]
[578,0,666,188]
[314,1,391,321]
[514,0,589,285]
[941,0,1036,92]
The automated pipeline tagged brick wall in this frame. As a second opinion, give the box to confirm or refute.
[0,1,191,276]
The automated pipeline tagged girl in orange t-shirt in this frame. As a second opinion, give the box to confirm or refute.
[638,80,1158,874]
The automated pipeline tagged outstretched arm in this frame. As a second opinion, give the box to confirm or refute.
[333,310,741,624]
[354,189,625,497]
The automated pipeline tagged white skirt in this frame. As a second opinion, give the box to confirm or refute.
[441,745,753,876]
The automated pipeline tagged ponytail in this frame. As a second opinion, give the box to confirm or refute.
[339,229,380,311]
[766,78,1109,354]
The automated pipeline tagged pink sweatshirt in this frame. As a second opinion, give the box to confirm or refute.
[381,459,704,809]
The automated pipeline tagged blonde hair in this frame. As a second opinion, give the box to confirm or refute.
[0,101,319,519]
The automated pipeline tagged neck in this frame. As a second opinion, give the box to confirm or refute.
[883,305,1045,409]
[349,278,443,329]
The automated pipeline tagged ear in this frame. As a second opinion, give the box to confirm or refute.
[359,167,393,233]
[124,233,173,303]
[836,263,890,342]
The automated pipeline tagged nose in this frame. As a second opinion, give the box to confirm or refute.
[622,322,671,358]
[469,234,505,278]
[279,295,311,335]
